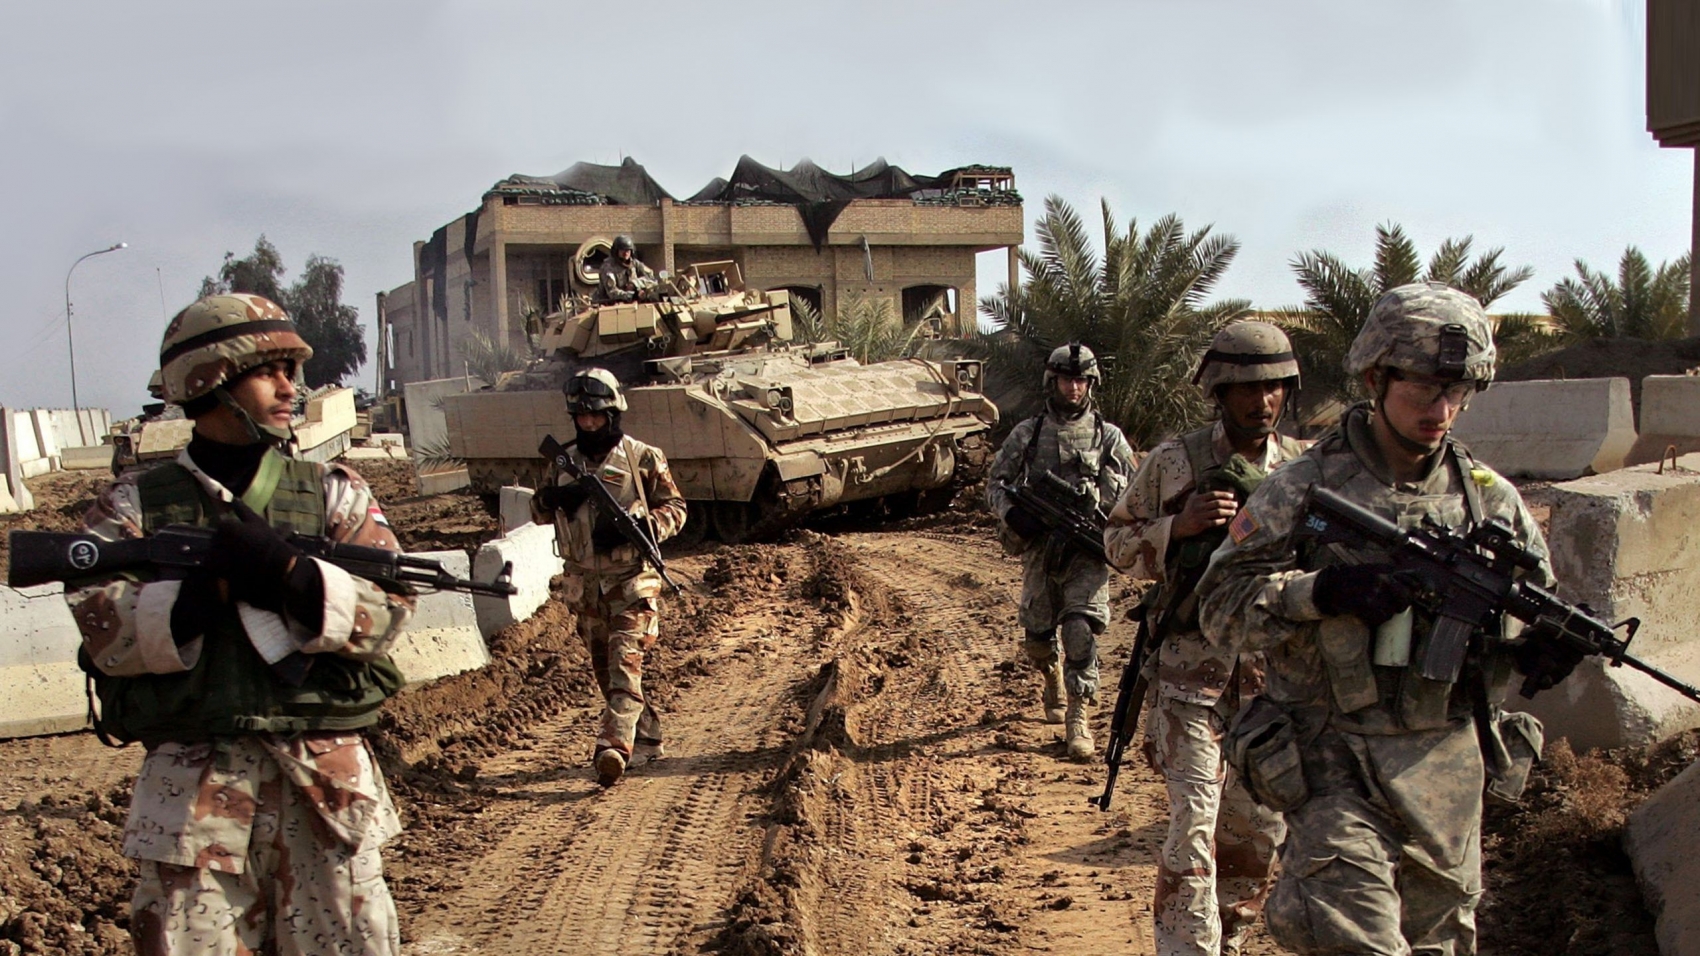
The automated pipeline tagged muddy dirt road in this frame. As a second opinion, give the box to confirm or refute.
[1,471,1683,955]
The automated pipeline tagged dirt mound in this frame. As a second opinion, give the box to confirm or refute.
[1480,729,1700,955]
[0,787,134,955]
[1500,336,1700,425]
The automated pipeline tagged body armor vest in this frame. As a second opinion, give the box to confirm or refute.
[83,451,403,745]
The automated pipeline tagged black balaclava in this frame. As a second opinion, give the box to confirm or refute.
[577,410,624,460]
[186,431,269,495]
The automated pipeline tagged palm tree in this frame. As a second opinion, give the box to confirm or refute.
[1541,246,1692,343]
[969,196,1249,450]
[1274,223,1538,414]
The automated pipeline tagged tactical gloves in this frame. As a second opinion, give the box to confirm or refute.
[1312,562,1417,628]
[1004,505,1047,540]
[1514,628,1588,694]
[535,481,590,516]
[209,500,322,627]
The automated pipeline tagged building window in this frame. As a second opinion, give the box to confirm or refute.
[537,278,568,315]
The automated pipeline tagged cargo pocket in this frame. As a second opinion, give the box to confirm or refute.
[1485,709,1545,805]
[1227,697,1311,812]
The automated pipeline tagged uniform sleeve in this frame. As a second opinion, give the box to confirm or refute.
[64,478,200,676]
[599,267,636,303]
[984,420,1033,520]
[1195,459,1327,654]
[1097,427,1137,510]
[638,446,687,543]
[1104,442,1188,579]
[300,465,415,660]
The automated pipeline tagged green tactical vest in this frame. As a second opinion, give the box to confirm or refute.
[83,450,403,745]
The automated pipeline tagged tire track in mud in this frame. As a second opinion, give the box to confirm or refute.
[400,552,825,956]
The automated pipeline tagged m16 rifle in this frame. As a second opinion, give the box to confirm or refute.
[538,434,682,594]
[8,527,517,597]
[1299,486,1700,703]
[997,471,1109,564]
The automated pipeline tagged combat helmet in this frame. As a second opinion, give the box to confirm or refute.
[1193,320,1301,396]
[1043,343,1101,389]
[158,293,312,442]
[611,235,636,256]
[563,367,627,414]
[1346,282,1496,385]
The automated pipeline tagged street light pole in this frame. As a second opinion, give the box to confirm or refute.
[64,242,127,414]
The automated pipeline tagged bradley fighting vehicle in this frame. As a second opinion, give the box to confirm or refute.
[439,255,997,542]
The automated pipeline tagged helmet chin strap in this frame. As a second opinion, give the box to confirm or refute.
[1371,373,1444,457]
[1221,413,1276,445]
[213,387,293,447]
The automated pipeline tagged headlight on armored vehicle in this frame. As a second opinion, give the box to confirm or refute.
[942,360,982,395]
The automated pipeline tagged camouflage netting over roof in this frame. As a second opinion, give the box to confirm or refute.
[486,157,674,206]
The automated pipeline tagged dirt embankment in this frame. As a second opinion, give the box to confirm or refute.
[1,464,1693,955]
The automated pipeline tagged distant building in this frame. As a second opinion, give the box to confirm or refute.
[1646,0,1700,335]
[376,157,1024,394]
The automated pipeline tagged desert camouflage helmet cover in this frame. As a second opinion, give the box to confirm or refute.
[1346,282,1497,383]
[158,293,313,405]
[1193,320,1301,395]
[1043,342,1101,387]
[564,367,628,413]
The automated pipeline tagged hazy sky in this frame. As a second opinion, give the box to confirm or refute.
[1,0,1688,418]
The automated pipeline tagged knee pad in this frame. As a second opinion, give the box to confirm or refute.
[1059,615,1096,661]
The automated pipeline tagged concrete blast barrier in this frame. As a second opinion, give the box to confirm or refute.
[387,549,490,685]
[1628,374,1700,465]
[1450,377,1635,479]
[1624,761,1700,956]
[1525,454,1700,751]
[472,522,562,637]
[499,485,536,533]
[0,584,91,738]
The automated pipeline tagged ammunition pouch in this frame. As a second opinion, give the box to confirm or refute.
[1226,696,1311,812]
[1484,709,1545,805]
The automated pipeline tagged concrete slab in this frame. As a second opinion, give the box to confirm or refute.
[296,388,356,455]
[1623,760,1700,956]
[1526,454,1700,751]
[499,485,536,533]
[403,376,486,454]
[0,476,16,514]
[0,583,92,738]
[369,433,406,449]
[58,444,112,471]
[418,465,471,496]
[0,407,32,513]
[387,549,490,685]
[1628,374,1700,465]
[471,523,561,638]
[30,409,61,460]
[1451,377,1636,479]
[342,446,396,461]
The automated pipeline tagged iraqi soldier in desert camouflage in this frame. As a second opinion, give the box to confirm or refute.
[986,343,1137,761]
[594,234,657,304]
[66,293,414,955]
[1104,320,1305,956]
[1195,283,1584,956]
[531,368,687,786]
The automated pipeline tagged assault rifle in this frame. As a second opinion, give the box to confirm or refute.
[8,527,517,597]
[538,435,682,594]
[1299,486,1700,703]
[1090,599,1156,811]
[997,471,1109,564]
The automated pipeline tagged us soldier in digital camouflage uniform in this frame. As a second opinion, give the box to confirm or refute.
[1105,320,1305,956]
[531,368,687,786]
[987,344,1137,761]
[66,293,414,955]
[1195,283,1584,956]
[594,234,657,304]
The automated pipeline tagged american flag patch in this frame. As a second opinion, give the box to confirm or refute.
[368,505,390,527]
[1228,507,1259,543]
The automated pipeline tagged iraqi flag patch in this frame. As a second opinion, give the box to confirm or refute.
[368,505,391,527]
[1228,506,1260,543]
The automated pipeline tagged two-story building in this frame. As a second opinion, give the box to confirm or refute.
[376,156,1023,393]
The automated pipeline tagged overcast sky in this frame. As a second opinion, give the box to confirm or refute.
[0,0,1687,418]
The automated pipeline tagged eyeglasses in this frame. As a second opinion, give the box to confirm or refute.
[1389,370,1477,407]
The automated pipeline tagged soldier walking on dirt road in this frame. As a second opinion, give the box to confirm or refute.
[987,344,1136,762]
[66,293,416,955]
[1196,284,1583,955]
[531,368,688,786]
[1105,320,1305,956]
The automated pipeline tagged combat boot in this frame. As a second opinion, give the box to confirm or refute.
[1041,659,1066,724]
[595,748,626,787]
[1065,694,1094,762]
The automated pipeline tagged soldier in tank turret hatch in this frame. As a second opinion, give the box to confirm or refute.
[66,293,414,955]
[594,234,657,304]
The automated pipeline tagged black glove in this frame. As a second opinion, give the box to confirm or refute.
[535,481,590,516]
[1312,563,1417,628]
[1004,505,1047,540]
[591,508,628,552]
[1514,627,1587,696]
[168,569,225,646]
[209,499,302,613]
